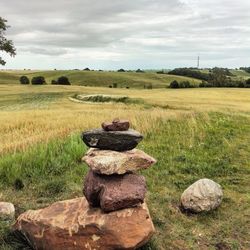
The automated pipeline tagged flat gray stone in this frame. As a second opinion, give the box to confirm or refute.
[81,129,143,151]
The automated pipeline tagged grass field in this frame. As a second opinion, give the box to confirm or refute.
[0,70,201,88]
[0,84,250,249]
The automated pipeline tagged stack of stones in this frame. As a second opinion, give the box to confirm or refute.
[82,118,157,214]
[12,118,156,250]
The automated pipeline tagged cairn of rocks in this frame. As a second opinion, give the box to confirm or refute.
[13,118,156,250]
[81,118,156,244]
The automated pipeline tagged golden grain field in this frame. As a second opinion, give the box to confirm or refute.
[0,84,250,156]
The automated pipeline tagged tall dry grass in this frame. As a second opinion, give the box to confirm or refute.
[0,103,191,155]
[1,84,250,155]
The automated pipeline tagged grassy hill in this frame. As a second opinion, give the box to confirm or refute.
[0,70,201,88]
[0,85,250,249]
[230,69,250,79]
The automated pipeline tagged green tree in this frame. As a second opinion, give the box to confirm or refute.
[0,17,16,65]
[31,76,46,85]
[19,76,30,84]
[169,80,179,89]
[57,76,71,85]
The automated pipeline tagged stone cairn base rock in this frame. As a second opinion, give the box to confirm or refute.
[181,178,223,213]
[12,118,156,250]
[13,197,154,250]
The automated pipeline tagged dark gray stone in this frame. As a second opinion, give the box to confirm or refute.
[83,170,147,212]
[81,129,143,151]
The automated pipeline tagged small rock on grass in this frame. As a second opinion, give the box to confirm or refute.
[181,178,223,213]
[0,202,15,220]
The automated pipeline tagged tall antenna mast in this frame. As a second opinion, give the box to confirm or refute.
[197,54,200,69]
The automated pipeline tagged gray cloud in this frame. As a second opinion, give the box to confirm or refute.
[0,0,250,69]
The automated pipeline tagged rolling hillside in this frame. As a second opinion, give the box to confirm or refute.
[0,70,201,88]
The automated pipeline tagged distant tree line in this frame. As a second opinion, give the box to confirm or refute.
[168,67,250,88]
[168,68,210,81]
[20,76,71,85]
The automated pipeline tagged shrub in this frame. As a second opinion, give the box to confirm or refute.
[113,83,118,88]
[31,76,46,85]
[19,76,29,85]
[84,68,90,71]
[57,76,70,85]
[51,80,57,85]
[117,69,125,72]
[169,80,179,88]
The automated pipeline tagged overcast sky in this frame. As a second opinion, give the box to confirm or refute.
[0,0,249,70]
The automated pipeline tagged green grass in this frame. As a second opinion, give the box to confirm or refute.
[0,112,249,249]
[0,70,201,88]
[0,92,67,111]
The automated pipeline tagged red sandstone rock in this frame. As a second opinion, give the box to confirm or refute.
[102,118,130,131]
[83,170,147,212]
[12,197,155,250]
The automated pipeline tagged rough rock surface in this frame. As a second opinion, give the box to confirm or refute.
[181,178,223,213]
[13,197,154,250]
[81,129,143,151]
[0,202,15,220]
[83,148,156,175]
[102,119,130,131]
[84,170,147,212]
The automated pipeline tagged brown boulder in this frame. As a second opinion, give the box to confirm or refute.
[13,197,155,250]
[102,118,130,131]
[83,148,156,175]
[84,170,147,212]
